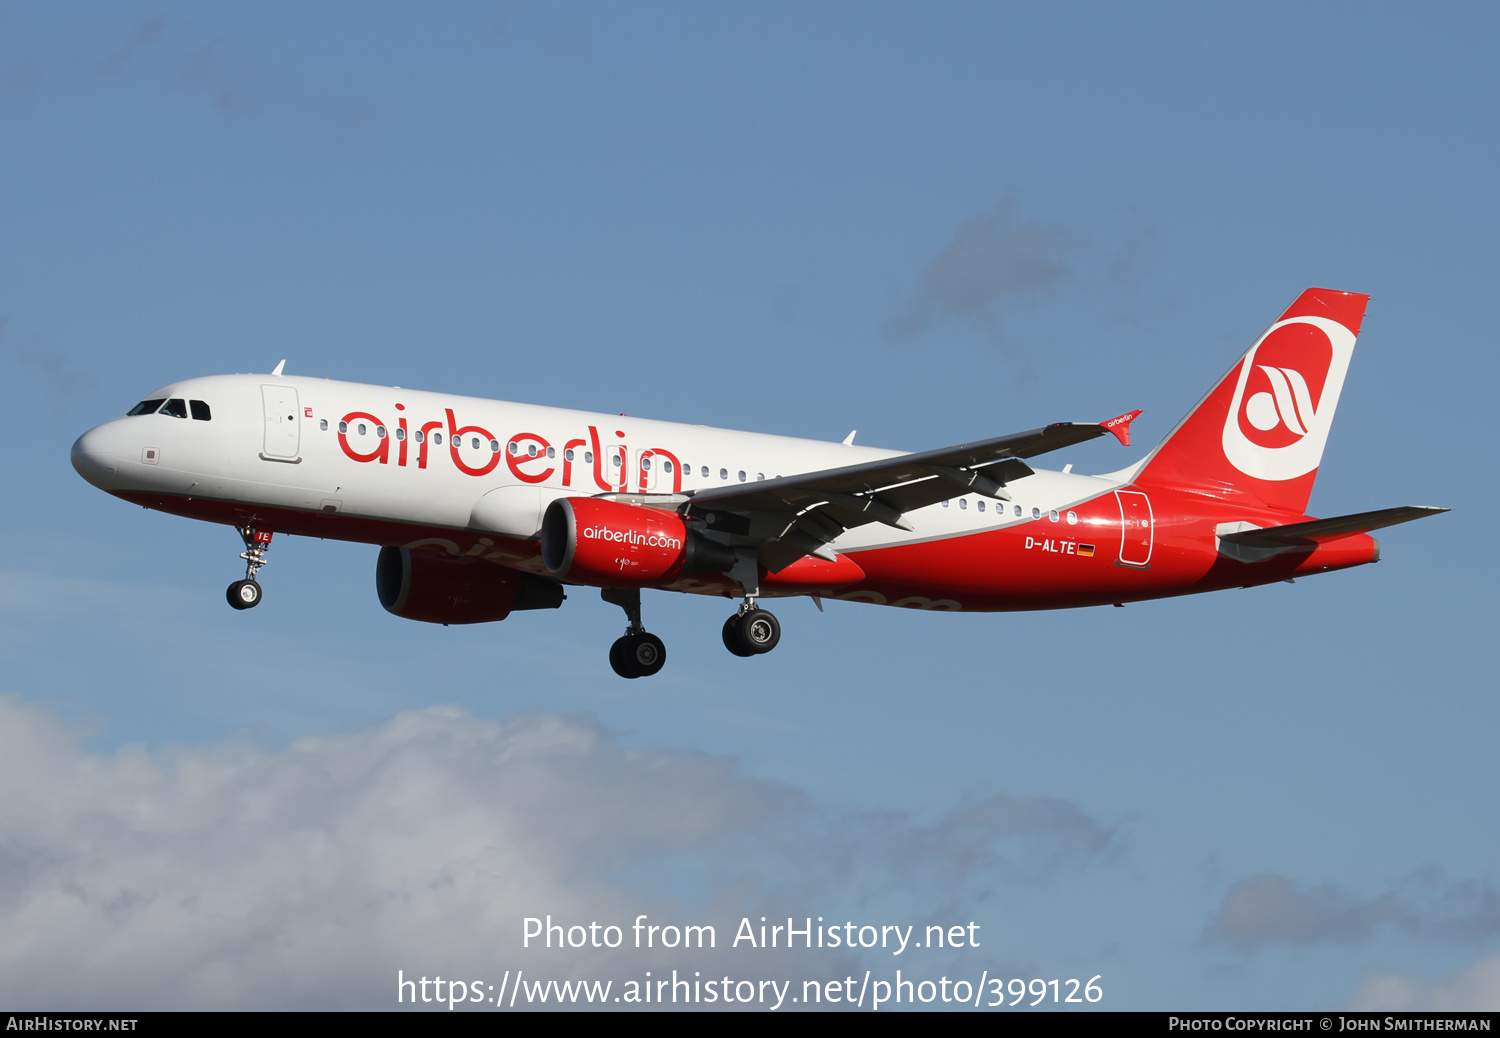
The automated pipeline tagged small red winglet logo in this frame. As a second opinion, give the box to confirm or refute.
[1100,409,1143,447]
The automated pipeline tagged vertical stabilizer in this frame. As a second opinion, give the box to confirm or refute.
[1133,288,1368,514]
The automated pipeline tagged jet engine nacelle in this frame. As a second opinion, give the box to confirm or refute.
[541,497,734,586]
[376,546,564,624]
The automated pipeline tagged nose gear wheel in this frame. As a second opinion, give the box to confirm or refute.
[227,579,262,610]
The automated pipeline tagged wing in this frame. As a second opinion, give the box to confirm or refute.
[684,411,1142,573]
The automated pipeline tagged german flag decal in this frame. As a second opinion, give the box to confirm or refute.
[1077,544,1096,557]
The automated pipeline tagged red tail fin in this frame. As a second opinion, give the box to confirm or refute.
[1134,288,1368,514]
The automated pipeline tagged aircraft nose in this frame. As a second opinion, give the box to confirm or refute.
[71,424,121,489]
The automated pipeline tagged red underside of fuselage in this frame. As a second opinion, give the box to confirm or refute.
[114,488,1377,613]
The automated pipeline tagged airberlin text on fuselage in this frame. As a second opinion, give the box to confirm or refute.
[332,404,684,493]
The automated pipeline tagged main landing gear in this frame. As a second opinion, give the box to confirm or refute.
[598,589,783,679]
[722,602,781,657]
[602,588,666,679]
[226,525,272,611]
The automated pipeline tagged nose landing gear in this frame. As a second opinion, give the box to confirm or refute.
[227,525,272,610]
[602,588,666,679]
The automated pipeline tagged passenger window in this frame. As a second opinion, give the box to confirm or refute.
[546,447,555,459]
[491,440,500,453]
[395,428,405,440]
[565,448,574,461]
[942,499,950,508]
[756,473,764,481]
[320,419,329,431]
[959,498,968,510]
[977,500,985,512]
[719,468,728,480]
[159,398,188,419]
[415,430,424,443]
[1031,507,1041,519]
[738,470,746,482]
[584,451,593,464]
[701,466,709,478]
[189,400,212,421]
[339,421,348,434]
[357,423,367,436]
[126,399,166,416]
[663,459,673,473]
[1014,505,1022,517]
[377,426,387,438]
[433,432,443,446]
[527,444,536,457]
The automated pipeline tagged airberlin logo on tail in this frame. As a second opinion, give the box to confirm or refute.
[1222,315,1356,482]
[1244,364,1316,438]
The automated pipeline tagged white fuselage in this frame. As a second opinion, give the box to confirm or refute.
[72,372,1123,566]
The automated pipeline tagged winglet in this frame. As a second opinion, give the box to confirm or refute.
[1100,409,1143,446]
[842,430,857,446]
[271,359,287,377]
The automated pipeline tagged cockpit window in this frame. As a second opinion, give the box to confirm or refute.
[159,398,189,418]
[190,400,212,421]
[126,399,166,416]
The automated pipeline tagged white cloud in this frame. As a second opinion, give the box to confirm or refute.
[1348,953,1500,1011]
[1204,871,1500,951]
[0,696,1116,1009]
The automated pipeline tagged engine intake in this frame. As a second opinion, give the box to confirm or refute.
[376,546,564,624]
[541,497,734,586]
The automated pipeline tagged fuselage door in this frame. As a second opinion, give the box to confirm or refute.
[261,385,301,460]
[1116,490,1154,567]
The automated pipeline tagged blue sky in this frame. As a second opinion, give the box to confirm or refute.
[1,2,1496,1010]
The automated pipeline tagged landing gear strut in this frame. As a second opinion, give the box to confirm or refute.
[722,600,780,657]
[602,588,666,679]
[227,525,272,611]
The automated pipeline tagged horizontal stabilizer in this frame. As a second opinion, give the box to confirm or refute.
[1219,505,1449,546]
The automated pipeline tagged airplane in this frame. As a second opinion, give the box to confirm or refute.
[71,288,1445,678]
